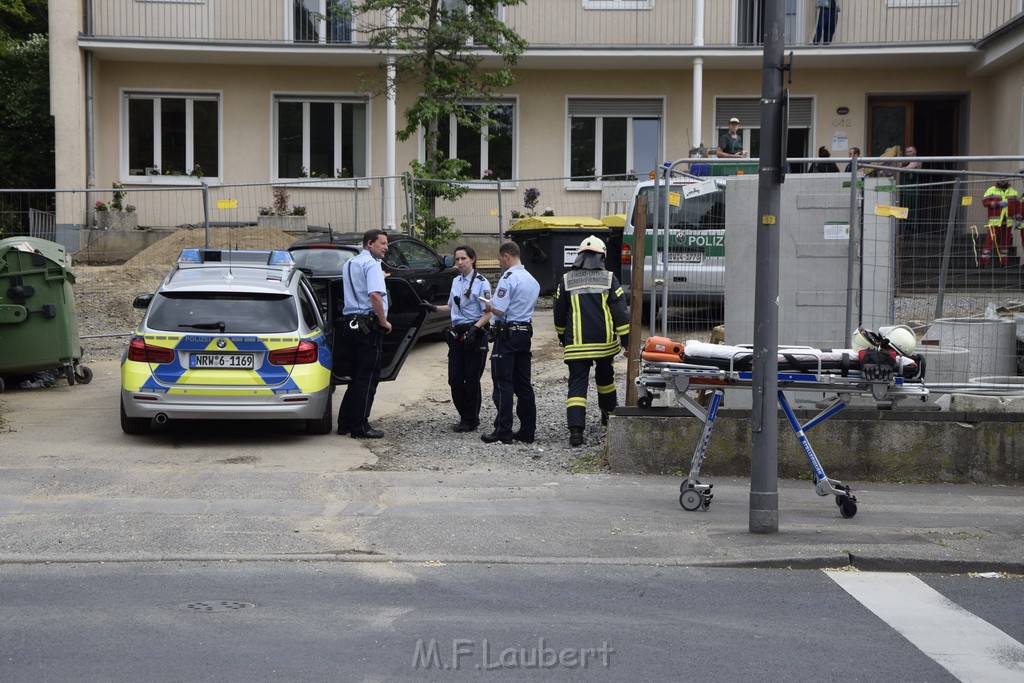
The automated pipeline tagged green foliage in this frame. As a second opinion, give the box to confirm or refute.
[0,33,53,188]
[402,155,470,249]
[0,0,47,40]
[354,0,527,172]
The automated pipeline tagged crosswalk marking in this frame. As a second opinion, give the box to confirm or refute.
[825,571,1024,683]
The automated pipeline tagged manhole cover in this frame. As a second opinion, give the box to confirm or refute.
[178,601,256,613]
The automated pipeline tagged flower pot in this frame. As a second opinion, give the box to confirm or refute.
[257,215,308,233]
[95,211,139,231]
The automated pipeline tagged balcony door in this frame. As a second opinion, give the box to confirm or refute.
[736,0,802,46]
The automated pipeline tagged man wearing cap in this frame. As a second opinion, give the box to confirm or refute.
[553,235,630,447]
[716,118,746,159]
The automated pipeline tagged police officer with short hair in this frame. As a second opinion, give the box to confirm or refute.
[337,229,392,438]
[480,241,540,445]
[433,245,492,432]
[554,235,630,447]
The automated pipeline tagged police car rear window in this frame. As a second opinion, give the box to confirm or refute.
[640,186,725,231]
[146,292,300,334]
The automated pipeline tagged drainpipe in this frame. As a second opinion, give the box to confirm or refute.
[385,7,397,230]
[691,0,704,154]
[84,0,96,223]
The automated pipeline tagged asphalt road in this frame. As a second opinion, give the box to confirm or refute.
[1,562,1021,681]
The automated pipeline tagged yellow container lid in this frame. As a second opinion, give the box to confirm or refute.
[600,213,627,228]
[506,215,607,231]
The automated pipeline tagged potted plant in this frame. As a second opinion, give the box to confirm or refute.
[93,183,139,231]
[256,188,308,232]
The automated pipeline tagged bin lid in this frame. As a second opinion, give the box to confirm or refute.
[0,236,70,269]
[506,216,608,232]
[600,214,626,229]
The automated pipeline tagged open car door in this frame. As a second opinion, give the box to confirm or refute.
[326,276,428,383]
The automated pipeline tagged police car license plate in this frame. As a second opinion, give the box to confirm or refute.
[667,251,702,264]
[190,353,255,369]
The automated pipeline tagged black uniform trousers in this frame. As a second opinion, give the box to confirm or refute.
[337,326,383,435]
[490,330,536,440]
[447,328,488,427]
[566,357,617,429]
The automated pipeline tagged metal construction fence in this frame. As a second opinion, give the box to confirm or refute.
[3,160,1024,385]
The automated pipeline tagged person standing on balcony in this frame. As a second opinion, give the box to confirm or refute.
[813,0,840,45]
[844,147,861,173]
[980,179,1022,267]
[716,118,746,159]
[809,146,840,173]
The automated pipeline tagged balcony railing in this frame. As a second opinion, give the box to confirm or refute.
[84,0,1019,50]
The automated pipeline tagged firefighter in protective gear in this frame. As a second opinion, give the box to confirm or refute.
[980,178,1022,267]
[553,235,630,447]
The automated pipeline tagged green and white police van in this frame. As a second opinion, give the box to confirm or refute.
[620,175,727,307]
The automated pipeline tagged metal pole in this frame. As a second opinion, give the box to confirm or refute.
[935,176,963,320]
[749,0,786,535]
[201,182,211,249]
[845,160,862,334]
[659,166,671,337]
[648,165,663,326]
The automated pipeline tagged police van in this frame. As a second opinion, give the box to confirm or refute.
[620,174,727,309]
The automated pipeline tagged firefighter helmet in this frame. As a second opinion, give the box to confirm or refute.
[579,235,607,255]
[851,327,883,351]
[879,324,917,356]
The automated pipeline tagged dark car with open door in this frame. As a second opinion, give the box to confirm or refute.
[289,230,455,337]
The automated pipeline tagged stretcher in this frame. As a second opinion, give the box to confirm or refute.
[636,339,929,519]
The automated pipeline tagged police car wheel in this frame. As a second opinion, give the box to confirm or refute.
[120,397,151,435]
[306,394,333,435]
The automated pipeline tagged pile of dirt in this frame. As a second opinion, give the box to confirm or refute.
[75,226,299,359]
[125,226,296,268]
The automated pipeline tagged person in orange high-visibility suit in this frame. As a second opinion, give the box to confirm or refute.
[980,179,1022,267]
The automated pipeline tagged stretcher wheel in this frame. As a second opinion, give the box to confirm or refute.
[680,488,703,511]
[637,395,652,408]
[679,479,701,493]
[835,495,843,506]
[701,496,712,511]
[839,498,858,519]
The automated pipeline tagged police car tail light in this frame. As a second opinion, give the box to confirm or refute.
[128,338,175,364]
[621,243,632,265]
[268,340,318,365]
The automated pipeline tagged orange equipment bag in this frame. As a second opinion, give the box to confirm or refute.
[641,336,684,362]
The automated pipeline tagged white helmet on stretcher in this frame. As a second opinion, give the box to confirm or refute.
[851,327,884,351]
[879,324,917,356]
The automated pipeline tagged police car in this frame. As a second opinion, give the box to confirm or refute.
[121,248,428,436]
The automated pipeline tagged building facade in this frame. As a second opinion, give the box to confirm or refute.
[50,0,1024,232]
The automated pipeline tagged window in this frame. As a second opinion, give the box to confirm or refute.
[567,98,662,181]
[736,0,800,46]
[434,102,516,180]
[124,92,220,179]
[715,96,813,167]
[292,0,352,43]
[274,96,368,180]
[583,0,654,9]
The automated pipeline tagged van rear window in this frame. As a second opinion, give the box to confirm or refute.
[639,186,725,231]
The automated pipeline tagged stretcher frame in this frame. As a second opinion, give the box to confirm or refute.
[636,350,930,519]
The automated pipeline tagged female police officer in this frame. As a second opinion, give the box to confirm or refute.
[434,245,492,432]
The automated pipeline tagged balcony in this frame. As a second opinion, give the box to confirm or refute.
[81,1,1020,61]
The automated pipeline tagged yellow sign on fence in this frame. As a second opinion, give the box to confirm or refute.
[875,204,909,219]
[217,199,238,210]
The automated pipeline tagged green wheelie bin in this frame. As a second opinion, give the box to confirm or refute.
[0,237,92,393]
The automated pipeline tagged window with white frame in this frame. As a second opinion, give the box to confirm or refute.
[124,92,220,179]
[275,96,368,180]
[583,1,654,9]
[568,98,662,180]
[292,0,352,43]
[441,0,504,20]
[434,102,516,180]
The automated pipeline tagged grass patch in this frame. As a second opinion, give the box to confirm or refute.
[571,452,609,474]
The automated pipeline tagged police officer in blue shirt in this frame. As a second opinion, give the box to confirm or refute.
[480,241,541,444]
[434,245,493,433]
[337,229,392,439]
